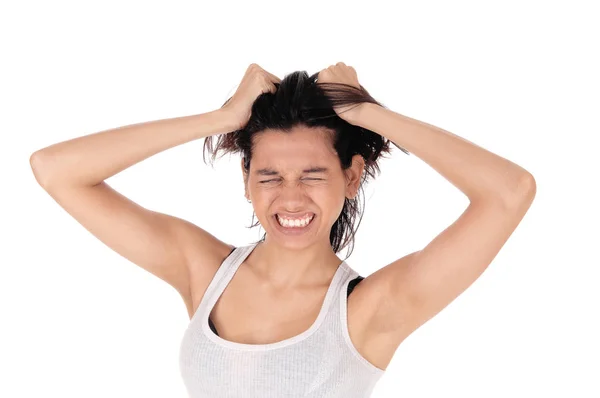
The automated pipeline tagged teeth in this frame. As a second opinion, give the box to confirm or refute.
[276,214,314,228]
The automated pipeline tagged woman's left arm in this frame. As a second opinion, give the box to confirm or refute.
[349,103,536,207]
[345,103,537,347]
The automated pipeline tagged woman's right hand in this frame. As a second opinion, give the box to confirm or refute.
[220,63,281,130]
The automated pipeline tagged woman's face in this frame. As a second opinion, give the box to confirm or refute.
[243,126,364,249]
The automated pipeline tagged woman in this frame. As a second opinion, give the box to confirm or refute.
[30,63,536,397]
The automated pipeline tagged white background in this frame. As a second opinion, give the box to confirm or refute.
[2,0,599,397]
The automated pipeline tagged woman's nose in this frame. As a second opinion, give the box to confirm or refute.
[279,182,308,203]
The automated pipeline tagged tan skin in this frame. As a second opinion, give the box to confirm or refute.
[185,63,402,370]
[186,63,535,371]
[32,62,535,374]
[185,125,398,369]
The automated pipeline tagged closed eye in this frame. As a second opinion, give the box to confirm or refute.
[259,178,324,183]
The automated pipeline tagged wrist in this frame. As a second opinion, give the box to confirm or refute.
[214,108,243,132]
[343,102,373,126]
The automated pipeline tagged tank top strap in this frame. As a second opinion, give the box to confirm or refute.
[308,262,355,330]
[187,243,256,324]
[331,265,386,374]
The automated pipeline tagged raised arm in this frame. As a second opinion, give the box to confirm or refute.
[30,110,240,314]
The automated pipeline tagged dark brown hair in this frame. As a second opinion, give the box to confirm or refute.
[203,70,409,258]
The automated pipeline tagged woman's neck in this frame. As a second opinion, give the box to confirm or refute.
[246,239,343,290]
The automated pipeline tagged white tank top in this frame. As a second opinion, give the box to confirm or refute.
[179,242,386,397]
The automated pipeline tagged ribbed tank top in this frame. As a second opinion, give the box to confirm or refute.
[179,242,386,397]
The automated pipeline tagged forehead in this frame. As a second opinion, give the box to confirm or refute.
[251,127,337,171]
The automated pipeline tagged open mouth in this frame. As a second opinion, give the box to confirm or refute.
[274,213,316,229]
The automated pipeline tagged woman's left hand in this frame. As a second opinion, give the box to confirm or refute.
[317,62,367,124]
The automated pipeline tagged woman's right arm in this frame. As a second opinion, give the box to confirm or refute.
[30,110,237,188]
[29,109,240,317]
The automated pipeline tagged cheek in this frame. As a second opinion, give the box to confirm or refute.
[309,186,347,219]
[251,188,276,205]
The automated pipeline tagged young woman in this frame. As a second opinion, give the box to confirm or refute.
[30,62,536,397]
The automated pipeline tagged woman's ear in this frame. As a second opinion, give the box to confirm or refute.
[346,154,365,200]
[241,157,250,200]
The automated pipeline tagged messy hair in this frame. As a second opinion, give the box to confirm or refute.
[203,70,409,258]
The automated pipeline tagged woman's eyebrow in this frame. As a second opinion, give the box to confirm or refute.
[255,166,329,176]
[303,166,329,174]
